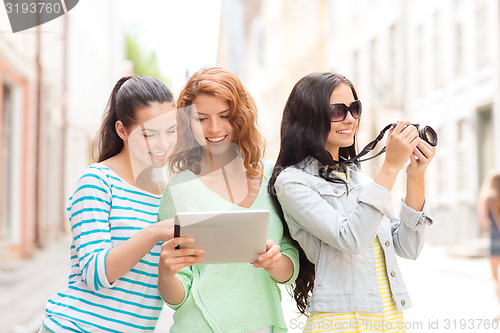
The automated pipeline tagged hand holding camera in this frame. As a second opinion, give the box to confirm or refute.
[406,136,437,180]
[385,121,437,173]
[372,120,437,191]
[384,121,421,171]
[383,121,436,180]
[344,120,437,165]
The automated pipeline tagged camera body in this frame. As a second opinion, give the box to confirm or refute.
[390,123,438,147]
[345,122,437,163]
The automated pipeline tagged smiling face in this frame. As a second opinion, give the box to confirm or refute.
[325,83,358,160]
[190,94,234,156]
[126,102,177,169]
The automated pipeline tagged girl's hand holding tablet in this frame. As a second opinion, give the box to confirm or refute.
[159,237,205,276]
[251,240,282,270]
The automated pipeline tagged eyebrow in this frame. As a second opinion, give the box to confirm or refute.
[196,109,231,116]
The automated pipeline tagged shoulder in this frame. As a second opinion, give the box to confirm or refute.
[68,164,113,206]
[76,163,114,189]
[275,160,316,185]
[348,165,373,186]
[274,165,317,197]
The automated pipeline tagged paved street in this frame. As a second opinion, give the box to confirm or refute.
[1,237,498,333]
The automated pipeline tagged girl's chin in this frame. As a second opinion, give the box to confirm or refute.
[151,158,167,168]
[132,157,167,169]
[339,139,355,147]
[201,142,234,155]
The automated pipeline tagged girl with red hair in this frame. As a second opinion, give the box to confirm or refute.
[157,67,299,332]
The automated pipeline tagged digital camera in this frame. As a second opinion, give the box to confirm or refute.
[390,123,438,147]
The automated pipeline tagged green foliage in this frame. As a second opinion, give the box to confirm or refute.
[125,28,172,88]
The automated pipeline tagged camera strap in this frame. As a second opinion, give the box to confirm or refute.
[342,124,393,164]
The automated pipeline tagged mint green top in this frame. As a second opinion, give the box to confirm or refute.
[158,160,299,333]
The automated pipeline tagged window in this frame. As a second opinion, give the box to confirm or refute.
[454,0,464,77]
[456,119,464,142]
[454,23,464,77]
[434,126,448,197]
[417,24,425,95]
[477,107,494,188]
[370,38,377,91]
[389,24,397,97]
[250,17,264,65]
[352,49,359,87]
[456,119,468,192]
[476,0,489,68]
[1,82,13,239]
[433,11,443,87]
[370,38,379,102]
[435,153,445,195]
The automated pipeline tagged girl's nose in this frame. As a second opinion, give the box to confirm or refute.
[207,118,220,134]
[344,109,356,123]
[150,134,169,151]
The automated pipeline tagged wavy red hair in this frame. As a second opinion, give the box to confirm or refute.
[171,67,265,176]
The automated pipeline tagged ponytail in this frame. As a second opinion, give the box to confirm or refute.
[94,76,132,162]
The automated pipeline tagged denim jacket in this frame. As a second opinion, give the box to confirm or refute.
[274,157,433,313]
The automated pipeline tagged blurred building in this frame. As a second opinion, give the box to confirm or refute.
[0,0,125,266]
[218,0,500,247]
[218,0,329,159]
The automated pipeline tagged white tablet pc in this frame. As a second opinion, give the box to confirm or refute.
[174,210,269,264]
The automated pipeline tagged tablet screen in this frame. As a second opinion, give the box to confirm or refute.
[174,210,269,264]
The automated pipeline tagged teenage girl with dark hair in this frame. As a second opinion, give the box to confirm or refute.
[269,72,436,332]
[39,76,177,332]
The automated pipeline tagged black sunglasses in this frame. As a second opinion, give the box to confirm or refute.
[329,100,362,122]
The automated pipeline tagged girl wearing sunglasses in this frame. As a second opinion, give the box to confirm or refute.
[269,72,436,332]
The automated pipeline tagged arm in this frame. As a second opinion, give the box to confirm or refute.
[478,198,489,231]
[156,184,204,308]
[391,199,433,259]
[276,232,300,285]
[374,120,421,192]
[252,240,295,283]
[68,169,113,291]
[274,123,418,255]
[275,171,391,254]
[488,200,500,231]
[105,218,174,283]
[158,237,203,307]
[158,274,186,306]
[391,139,436,259]
[405,140,436,211]
[268,255,294,283]
[70,168,176,288]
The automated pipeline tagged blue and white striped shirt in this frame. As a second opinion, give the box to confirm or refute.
[43,163,163,332]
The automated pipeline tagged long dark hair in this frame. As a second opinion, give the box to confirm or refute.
[268,72,360,315]
[94,75,175,162]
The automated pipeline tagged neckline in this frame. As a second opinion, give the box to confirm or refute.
[181,166,265,209]
[94,163,162,197]
[299,157,354,180]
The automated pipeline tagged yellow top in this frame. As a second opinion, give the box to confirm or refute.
[303,236,406,332]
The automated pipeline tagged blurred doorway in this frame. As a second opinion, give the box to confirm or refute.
[1,81,13,265]
[477,105,494,188]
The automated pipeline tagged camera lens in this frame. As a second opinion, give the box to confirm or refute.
[418,126,438,147]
